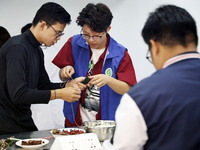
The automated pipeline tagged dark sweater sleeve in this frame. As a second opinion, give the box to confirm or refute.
[5,45,53,104]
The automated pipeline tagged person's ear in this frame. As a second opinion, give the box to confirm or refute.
[106,26,111,33]
[39,21,47,31]
[150,39,160,56]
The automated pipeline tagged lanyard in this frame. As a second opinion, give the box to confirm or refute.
[88,60,94,75]
[162,53,200,68]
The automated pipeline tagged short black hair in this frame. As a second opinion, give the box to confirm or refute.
[21,23,32,33]
[76,3,113,32]
[0,26,11,48]
[142,5,198,48]
[32,2,71,26]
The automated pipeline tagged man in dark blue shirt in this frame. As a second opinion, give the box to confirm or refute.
[103,5,200,150]
[0,2,84,134]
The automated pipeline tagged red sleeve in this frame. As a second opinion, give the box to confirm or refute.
[52,37,74,68]
[117,50,137,86]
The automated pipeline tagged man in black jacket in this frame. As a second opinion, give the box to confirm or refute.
[0,2,84,135]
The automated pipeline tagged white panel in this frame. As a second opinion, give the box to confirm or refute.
[50,133,102,150]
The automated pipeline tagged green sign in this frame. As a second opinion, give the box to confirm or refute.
[105,68,113,76]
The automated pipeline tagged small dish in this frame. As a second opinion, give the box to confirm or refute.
[15,138,49,149]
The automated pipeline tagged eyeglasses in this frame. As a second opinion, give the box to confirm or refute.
[47,23,64,38]
[80,29,105,41]
[146,49,152,63]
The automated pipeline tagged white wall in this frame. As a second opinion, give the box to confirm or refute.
[1,0,200,81]
[1,0,200,130]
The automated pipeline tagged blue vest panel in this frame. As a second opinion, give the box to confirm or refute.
[128,58,200,150]
[64,34,126,124]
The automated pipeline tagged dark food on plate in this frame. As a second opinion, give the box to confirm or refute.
[52,128,84,135]
[21,140,44,145]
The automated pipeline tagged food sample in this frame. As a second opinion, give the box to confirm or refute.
[21,140,44,145]
[52,128,85,135]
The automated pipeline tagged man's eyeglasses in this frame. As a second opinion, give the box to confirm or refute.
[80,29,105,41]
[47,23,64,38]
[146,49,152,63]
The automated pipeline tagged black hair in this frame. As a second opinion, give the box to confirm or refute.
[142,5,198,48]
[32,2,71,26]
[76,3,113,32]
[21,23,32,33]
[0,26,11,48]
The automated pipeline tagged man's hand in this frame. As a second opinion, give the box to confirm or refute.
[51,86,81,102]
[60,87,81,102]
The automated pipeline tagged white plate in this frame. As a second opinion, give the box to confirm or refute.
[16,138,49,149]
[50,128,86,138]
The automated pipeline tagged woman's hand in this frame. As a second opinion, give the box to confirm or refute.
[59,66,74,81]
[88,74,132,95]
[88,74,110,88]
